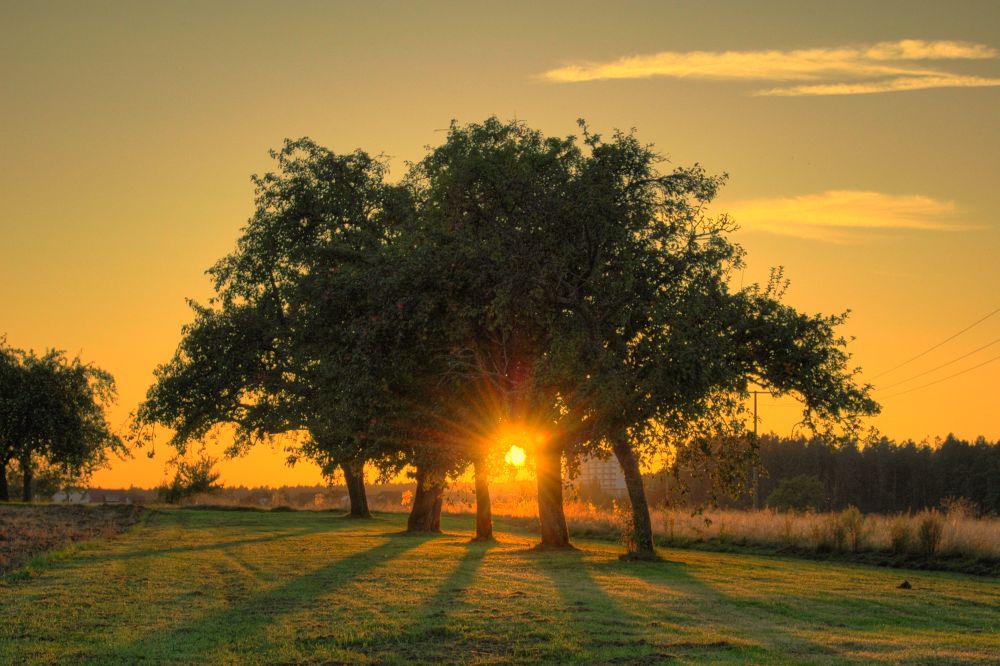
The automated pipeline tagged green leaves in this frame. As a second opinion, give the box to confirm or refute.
[0,340,122,479]
[141,118,878,496]
[158,455,223,503]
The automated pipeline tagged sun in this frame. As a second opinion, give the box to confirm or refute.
[496,421,544,468]
[504,444,527,467]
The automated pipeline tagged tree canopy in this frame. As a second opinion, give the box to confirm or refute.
[0,340,124,501]
[140,118,877,551]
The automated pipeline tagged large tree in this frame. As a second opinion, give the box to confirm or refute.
[404,119,584,546]
[0,341,123,501]
[144,136,519,535]
[142,119,876,553]
[407,119,878,553]
[531,126,880,556]
[139,140,409,517]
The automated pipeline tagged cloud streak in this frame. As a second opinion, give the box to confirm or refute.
[757,74,1000,96]
[724,190,969,242]
[541,40,1000,96]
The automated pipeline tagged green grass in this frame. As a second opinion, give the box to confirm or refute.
[1,509,997,665]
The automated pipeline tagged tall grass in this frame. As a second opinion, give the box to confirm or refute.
[190,482,999,561]
[438,492,1000,560]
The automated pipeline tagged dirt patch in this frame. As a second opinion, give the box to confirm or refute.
[0,504,144,575]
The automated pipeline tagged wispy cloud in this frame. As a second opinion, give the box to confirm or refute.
[725,190,969,242]
[541,40,1000,96]
[757,74,1000,96]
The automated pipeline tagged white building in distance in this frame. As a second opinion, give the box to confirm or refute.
[573,455,627,495]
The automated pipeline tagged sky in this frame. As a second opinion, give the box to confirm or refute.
[2,1,999,488]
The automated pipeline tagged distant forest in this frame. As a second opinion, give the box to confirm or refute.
[658,434,1000,515]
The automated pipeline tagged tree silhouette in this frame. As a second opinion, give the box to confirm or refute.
[158,455,223,504]
[140,119,877,551]
[0,340,123,501]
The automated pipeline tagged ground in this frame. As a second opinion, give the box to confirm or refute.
[0,504,142,575]
[1,508,997,665]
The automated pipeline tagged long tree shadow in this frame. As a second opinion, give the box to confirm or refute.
[77,512,375,565]
[339,532,506,663]
[223,546,276,584]
[588,553,845,662]
[412,539,497,627]
[78,531,324,564]
[531,548,668,663]
[529,545,849,663]
[82,530,437,665]
[614,552,999,660]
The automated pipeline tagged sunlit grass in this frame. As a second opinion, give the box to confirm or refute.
[1,508,997,664]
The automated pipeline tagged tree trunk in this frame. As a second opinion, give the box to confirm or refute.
[341,461,371,518]
[612,439,658,560]
[535,442,572,549]
[472,457,493,541]
[21,452,32,503]
[407,464,444,533]
[0,458,9,501]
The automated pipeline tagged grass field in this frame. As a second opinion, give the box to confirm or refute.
[2,509,998,665]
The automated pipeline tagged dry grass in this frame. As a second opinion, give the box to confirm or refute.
[645,506,1000,558]
[0,504,144,575]
[437,491,1000,563]
[191,482,1000,564]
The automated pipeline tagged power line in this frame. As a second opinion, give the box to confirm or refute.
[872,306,1000,379]
[877,335,1000,390]
[882,352,1000,399]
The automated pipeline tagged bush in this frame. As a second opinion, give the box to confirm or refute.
[809,508,867,553]
[917,509,944,557]
[766,475,826,512]
[890,516,911,554]
[812,513,847,552]
[840,506,867,553]
[158,457,222,504]
[781,511,795,542]
[941,496,979,519]
[662,509,677,542]
[830,515,848,552]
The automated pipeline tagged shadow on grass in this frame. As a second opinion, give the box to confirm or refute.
[222,546,276,584]
[78,511,375,565]
[341,538,520,663]
[588,554,843,661]
[83,530,438,665]
[531,548,670,662]
[525,544,851,663]
[420,538,498,622]
[614,553,998,642]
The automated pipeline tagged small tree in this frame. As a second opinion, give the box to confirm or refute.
[158,456,223,504]
[0,340,123,501]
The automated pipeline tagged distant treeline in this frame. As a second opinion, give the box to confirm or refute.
[653,434,1000,515]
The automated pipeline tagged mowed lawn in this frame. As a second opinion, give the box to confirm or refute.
[1,509,997,665]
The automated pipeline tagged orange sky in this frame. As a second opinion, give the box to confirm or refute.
[2,1,998,488]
